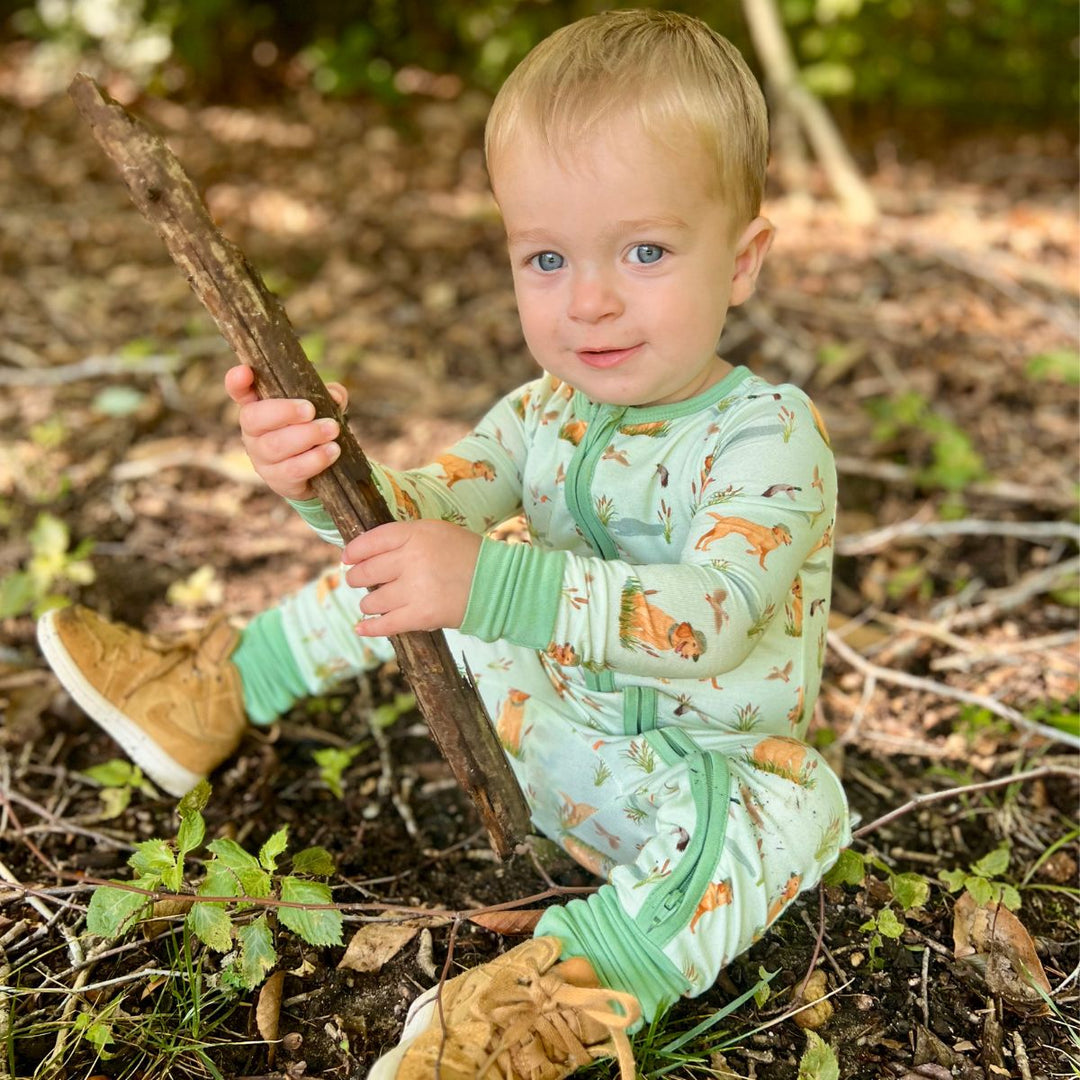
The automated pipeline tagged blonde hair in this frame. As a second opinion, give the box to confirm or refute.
[485,9,769,228]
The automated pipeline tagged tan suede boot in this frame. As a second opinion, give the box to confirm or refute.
[368,937,639,1080]
[37,605,246,796]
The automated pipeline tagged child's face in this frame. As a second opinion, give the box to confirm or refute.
[492,115,773,408]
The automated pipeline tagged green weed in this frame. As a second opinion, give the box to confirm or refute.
[824,850,930,968]
[0,512,94,618]
[939,844,1021,910]
[86,781,343,992]
[313,744,366,799]
[80,759,159,819]
[865,391,987,494]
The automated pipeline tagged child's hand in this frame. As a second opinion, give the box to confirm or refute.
[225,364,349,501]
[342,521,483,637]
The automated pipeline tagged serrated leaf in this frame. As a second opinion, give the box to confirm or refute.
[86,879,154,937]
[291,846,336,877]
[876,908,904,939]
[178,780,211,818]
[967,876,994,906]
[202,858,242,900]
[82,759,138,788]
[239,868,273,899]
[890,872,930,911]
[208,838,261,872]
[823,848,864,888]
[128,838,175,880]
[187,901,233,952]
[278,877,343,947]
[939,868,967,892]
[177,809,205,858]
[798,1030,839,1080]
[234,915,277,990]
[259,827,289,872]
[161,861,184,893]
[971,845,1010,879]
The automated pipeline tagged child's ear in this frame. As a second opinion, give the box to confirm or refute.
[729,217,775,307]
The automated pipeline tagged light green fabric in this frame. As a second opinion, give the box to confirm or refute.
[460,538,567,647]
[535,885,690,1025]
[233,607,308,725]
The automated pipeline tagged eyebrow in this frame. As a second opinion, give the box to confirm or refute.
[507,216,690,248]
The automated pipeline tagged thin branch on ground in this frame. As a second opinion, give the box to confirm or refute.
[837,516,1079,557]
[827,629,1080,749]
[851,765,1076,841]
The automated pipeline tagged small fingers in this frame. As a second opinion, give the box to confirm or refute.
[239,397,319,439]
[327,382,349,412]
[224,364,261,405]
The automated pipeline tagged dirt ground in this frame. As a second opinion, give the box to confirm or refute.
[0,66,1078,1080]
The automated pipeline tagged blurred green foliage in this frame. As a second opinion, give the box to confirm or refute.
[4,0,1077,130]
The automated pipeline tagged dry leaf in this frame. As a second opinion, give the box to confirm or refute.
[952,893,1051,1013]
[257,969,285,1066]
[142,897,195,940]
[338,922,420,973]
[793,968,834,1030]
[468,910,545,936]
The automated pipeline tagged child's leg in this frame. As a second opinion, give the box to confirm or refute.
[237,565,396,723]
[532,720,850,1022]
[36,564,392,794]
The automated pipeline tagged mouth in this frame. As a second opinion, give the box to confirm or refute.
[576,344,642,370]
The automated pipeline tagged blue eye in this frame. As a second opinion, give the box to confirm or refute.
[629,244,664,265]
[531,251,565,272]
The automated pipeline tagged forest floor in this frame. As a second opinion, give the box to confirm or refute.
[0,69,1078,1080]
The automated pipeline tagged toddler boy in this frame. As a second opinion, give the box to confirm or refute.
[39,11,849,1078]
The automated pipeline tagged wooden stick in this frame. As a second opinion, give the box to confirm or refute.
[67,73,531,858]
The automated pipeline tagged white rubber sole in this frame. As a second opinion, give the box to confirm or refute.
[37,609,204,798]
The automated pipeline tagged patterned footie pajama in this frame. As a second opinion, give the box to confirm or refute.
[273,366,851,1020]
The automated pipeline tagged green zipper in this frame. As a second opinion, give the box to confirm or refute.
[627,694,731,946]
[564,402,625,560]
[566,401,625,694]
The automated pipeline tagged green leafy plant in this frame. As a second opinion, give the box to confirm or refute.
[940,844,1021,910]
[825,850,931,967]
[81,759,158,819]
[86,781,343,991]
[313,744,366,798]
[0,512,94,618]
[865,391,987,494]
[798,1030,840,1080]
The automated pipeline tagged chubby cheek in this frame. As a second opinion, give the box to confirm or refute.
[515,296,560,361]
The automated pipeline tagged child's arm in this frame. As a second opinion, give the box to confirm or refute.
[458,388,836,679]
[225,364,522,636]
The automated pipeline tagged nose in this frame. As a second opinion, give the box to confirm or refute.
[567,269,622,323]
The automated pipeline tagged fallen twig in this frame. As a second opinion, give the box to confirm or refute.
[827,629,1080,748]
[851,765,1076,841]
[837,516,1079,557]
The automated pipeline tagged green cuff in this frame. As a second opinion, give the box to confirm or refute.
[460,539,565,650]
[535,884,691,1025]
[287,497,336,530]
